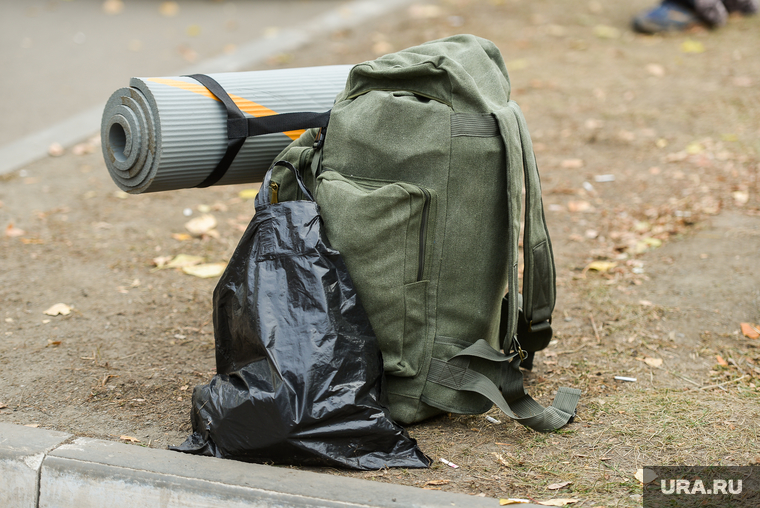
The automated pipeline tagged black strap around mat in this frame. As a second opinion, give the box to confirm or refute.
[186,74,331,188]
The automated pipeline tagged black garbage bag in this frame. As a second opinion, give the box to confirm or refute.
[171,161,430,470]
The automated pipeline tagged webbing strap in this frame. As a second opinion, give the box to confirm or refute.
[450,113,499,138]
[186,74,330,188]
[494,104,556,348]
[428,340,580,432]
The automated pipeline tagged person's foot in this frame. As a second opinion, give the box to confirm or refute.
[632,1,701,33]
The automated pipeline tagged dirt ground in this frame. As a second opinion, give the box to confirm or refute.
[1,0,759,506]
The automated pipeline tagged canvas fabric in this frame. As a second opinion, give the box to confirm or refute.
[269,35,580,431]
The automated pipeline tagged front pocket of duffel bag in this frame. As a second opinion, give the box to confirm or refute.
[315,170,437,377]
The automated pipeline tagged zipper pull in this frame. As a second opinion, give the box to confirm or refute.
[269,181,279,204]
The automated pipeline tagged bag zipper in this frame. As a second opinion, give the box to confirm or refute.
[270,181,279,204]
[417,188,431,281]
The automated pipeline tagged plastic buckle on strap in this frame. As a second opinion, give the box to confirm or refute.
[313,127,326,149]
[529,318,552,334]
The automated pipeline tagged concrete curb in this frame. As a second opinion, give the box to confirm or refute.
[1,423,545,508]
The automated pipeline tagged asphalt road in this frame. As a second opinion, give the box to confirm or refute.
[0,0,346,148]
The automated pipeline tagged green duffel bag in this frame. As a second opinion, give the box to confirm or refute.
[197,34,581,432]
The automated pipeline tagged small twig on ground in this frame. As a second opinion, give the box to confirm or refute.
[589,314,601,343]
[728,358,752,378]
[556,347,585,355]
[699,375,747,391]
[670,371,702,388]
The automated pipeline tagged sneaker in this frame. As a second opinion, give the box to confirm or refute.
[632,1,701,33]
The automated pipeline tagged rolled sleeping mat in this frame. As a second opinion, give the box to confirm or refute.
[101,65,352,194]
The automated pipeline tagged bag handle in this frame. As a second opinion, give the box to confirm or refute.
[255,160,314,210]
[185,74,330,189]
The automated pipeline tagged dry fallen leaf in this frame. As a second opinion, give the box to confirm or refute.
[493,452,510,467]
[506,58,529,70]
[165,254,205,269]
[716,355,729,367]
[409,4,442,18]
[593,25,620,39]
[643,357,663,368]
[238,188,260,200]
[635,468,658,484]
[159,1,179,17]
[44,303,72,316]
[686,141,705,154]
[500,500,531,506]
[646,63,665,77]
[5,224,25,237]
[560,158,584,169]
[152,255,173,268]
[538,499,579,507]
[182,262,227,279]
[732,191,749,205]
[547,481,572,490]
[48,142,65,157]
[172,233,193,242]
[0,403,8,409]
[681,39,705,53]
[184,214,217,237]
[665,150,689,162]
[120,435,140,443]
[585,261,617,273]
[740,323,760,339]
[103,0,124,14]
[635,237,662,253]
[423,479,450,486]
[567,201,593,213]
[72,142,95,155]
[46,340,62,347]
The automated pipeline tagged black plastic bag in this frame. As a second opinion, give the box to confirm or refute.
[172,161,430,470]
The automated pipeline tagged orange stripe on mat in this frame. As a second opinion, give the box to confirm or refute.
[146,77,304,140]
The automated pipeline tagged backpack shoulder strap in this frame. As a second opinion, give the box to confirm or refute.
[494,103,556,350]
[509,101,556,339]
